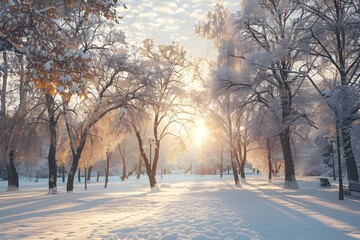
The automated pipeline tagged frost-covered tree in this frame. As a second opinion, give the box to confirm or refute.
[124,39,189,190]
[298,0,360,182]
[117,136,139,181]
[196,4,259,184]
[0,51,38,190]
[195,4,243,186]
[234,0,320,189]
[197,2,317,188]
[1,0,127,193]
[233,106,259,180]
[63,45,142,192]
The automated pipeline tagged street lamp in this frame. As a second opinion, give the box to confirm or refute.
[324,135,336,181]
[330,141,336,181]
[325,132,343,200]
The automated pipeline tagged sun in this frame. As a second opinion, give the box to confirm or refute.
[193,119,209,147]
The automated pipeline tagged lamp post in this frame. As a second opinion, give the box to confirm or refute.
[330,141,336,181]
[325,135,336,181]
[326,131,343,200]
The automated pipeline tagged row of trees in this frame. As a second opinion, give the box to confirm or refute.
[195,0,359,188]
[1,0,359,193]
[0,1,194,192]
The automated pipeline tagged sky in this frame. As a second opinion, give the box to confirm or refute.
[119,0,241,59]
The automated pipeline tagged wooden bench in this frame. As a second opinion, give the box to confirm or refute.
[344,182,360,197]
[319,177,331,187]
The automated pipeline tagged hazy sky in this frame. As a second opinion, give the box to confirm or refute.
[120,0,240,59]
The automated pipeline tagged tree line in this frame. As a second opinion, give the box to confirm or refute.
[195,0,359,189]
[0,0,193,192]
[0,0,359,194]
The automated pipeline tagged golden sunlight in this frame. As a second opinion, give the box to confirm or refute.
[193,119,209,147]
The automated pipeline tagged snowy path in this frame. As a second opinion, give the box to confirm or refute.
[0,175,360,240]
[110,181,263,240]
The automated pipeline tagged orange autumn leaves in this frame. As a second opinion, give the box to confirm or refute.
[29,45,92,99]
[2,0,122,99]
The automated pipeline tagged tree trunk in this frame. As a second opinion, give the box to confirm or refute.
[6,148,19,191]
[66,153,81,192]
[279,79,298,189]
[132,126,157,189]
[239,144,247,179]
[84,167,87,190]
[234,149,242,176]
[147,171,157,189]
[230,151,240,186]
[231,158,240,187]
[97,171,100,182]
[336,119,344,200]
[104,166,108,188]
[47,142,57,193]
[0,52,6,128]
[267,138,272,181]
[149,155,157,189]
[117,144,126,181]
[150,140,160,184]
[46,94,58,194]
[0,52,8,184]
[147,148,157,188]
[280,127,298,189]
[220,145,223,178]
[136,154,142,180]
[121,155,126,182]
[240,161,246,179]
[333,1,359,183]
[340,116,359,183]
[87,166,92,181]
[104,152,111,188]
[62,165,65,183]
[78,168,81,182]
[225,95,240,186]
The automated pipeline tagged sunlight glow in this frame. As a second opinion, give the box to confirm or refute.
[193,119,208,147]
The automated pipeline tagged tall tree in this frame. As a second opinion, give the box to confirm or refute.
[235,0,320,188]
[298,0,360,182]
[1,0,127,193]
[0,51,34,190]
[63,52,141,192]
[197,2,316,188]
[126,39,189,189]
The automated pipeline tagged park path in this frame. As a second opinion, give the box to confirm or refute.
[0,175,359,239]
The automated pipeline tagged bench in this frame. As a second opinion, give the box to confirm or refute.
[319,177,331,187]
[344,182,360,197]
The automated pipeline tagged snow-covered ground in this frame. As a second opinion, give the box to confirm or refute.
[0,173,359,240]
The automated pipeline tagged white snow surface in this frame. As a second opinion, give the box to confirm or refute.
[0,174,359,240]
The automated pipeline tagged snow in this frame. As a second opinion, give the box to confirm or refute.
[57,85,64,93]
[0,174,359,240]
[44,60,53,70]
[59,74,72,83]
